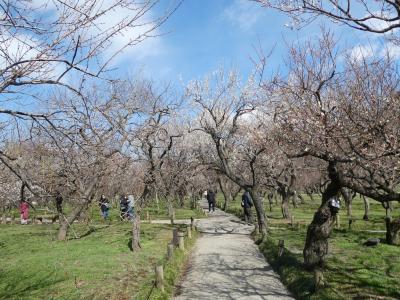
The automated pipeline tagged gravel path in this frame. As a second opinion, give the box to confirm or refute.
[174,200,294,300]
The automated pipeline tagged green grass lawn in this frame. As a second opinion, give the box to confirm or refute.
[218,193,400,299]
[0,221,197,300]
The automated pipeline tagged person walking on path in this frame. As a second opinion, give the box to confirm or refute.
[207,189,216,213]
[20,199,29,225]
[99,194,110,220]
[241,191,253,223]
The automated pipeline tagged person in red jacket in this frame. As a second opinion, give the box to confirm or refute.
[20,200,29,225]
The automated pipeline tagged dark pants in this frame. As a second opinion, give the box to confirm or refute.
[101,209,109,220]
[244,207,252,223]
[208,201,215,212]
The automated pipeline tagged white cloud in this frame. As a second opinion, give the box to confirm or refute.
[30,0,167,67]
[347,41,400,62]
[380,43,400,59]
[349,44,376,62]
[222,0,264,31]
[86,0,168,67]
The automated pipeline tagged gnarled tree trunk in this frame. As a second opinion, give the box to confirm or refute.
[292,191,299,208]
[248,187,267,238]
[383,202,393,218]
[278,184,291,219]
[218,177,231,211]
[385,217,400,245]
[57,198,91,241]
[362,195,369,221]
[57,218,69,241]
[303,162,341,269]
[267,192,274,212]
[297,192,305,204]
[340,188,353,218]
[281,194,291,219]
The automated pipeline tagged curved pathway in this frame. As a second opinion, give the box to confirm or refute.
[174,200,294,300]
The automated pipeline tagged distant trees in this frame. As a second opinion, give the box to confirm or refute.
[0,0,180,239]
[186,69,274,236]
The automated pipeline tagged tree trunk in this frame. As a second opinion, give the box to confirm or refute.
[278,184,291,219]
[298,192,305,204]
[155,191,160,214]
[383,202,393,218]
[57,198,91,241]
[303,162,341,269]
[292,191,298,208]
[2,209,6,224]
[340,188,352,218]
[248,188,267,238]
[267,193,274,212]
[179,195,184,208]
[167,201,173,216]
[281,193,291,219]
[385,217,400,245]
[57,219,69,241]
[224,193,232,211]
[132,214,141,251]
[362,196,369,221]
[308,192,315,202]
[218,177,231,212]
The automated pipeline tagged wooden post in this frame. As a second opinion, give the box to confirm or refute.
[167,243,174,260]
[290,215,294,227]
[278,240,284,257]
[172,228,179,247]
[190,217,194,231]
[187,226,192,239]
[178,231,185,250]
[146,211,149,221]
[170,210,175,225]
[155,265,164,291]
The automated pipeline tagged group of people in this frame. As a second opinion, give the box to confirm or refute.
[98,194,135,221]
[19,192,136,224]
[205,188,254,223]
[18,188,252,224]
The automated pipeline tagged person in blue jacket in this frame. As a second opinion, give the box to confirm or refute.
[241,191,253,223]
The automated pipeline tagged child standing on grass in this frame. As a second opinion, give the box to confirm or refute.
[20,199,29,224]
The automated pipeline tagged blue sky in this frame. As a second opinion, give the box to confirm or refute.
[2,0,395,108]
[117,0,389,84]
